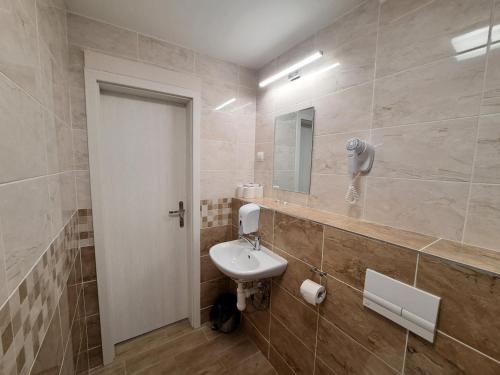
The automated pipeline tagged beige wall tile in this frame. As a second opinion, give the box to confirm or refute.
[380,0,433,25]
[254,142,274,172]
[0,0,40,98]
[44,110,73,173]
[75,170,92,209]
[200,110,235,142]
[312,32,376,98]
[377,0,491,77]
[138,34,194,73]
[365,178,469,240]
[195,53,238,84]
[70,86,87,130]
[473,114,500,183]
[405,332,500,375]
[312,130,370,175]
[72,129,89,170]
[417,254,500,361]
[200,170,237,200]
[238,66,257,89]
[371,119,476,181]
[315,0,378,53]
[0,176,52,296]
[312,82,373,135]
[464,184,500,250]
[67,13,138,59]
[200,140,237,171]
[256,87,275,116]
[37,0,68,68]
[373,55,485,128]
[481,43,500,115]
[0,75,47,183]
[201,79,238,110]
[0,232,8,308]
[309,173,365,218]
[255,113,274,144]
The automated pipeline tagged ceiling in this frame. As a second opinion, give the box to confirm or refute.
[65,0,362,69]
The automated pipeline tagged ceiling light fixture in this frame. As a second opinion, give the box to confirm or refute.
[259,51,323,88]
[214,97,236,111]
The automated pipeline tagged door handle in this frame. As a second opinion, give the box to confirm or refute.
[169,201,185,228]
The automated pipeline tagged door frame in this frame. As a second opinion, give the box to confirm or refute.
[84,50,201,364]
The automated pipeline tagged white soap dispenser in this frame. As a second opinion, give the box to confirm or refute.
[238,203,260,235]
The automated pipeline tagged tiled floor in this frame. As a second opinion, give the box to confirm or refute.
[89,319,277,375]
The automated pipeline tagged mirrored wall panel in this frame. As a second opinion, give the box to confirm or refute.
[273,107,314,193]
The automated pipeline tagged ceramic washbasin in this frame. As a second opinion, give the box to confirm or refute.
[209,239,288,281]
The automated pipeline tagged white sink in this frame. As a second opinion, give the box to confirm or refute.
[209,239,288,281]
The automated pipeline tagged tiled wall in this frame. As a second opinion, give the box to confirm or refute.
[0,0,85,373]
[66,12,257,203]
[66,12,257,339]
[199,199,235,322]
[232,198,500,375]
[255,0,500,251]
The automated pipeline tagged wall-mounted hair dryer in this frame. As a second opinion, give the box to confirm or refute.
[345,138,374,205]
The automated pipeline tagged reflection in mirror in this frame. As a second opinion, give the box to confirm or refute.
[273,107,314,193]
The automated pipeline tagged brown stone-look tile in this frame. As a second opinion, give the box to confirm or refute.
[314,357,337,375]
[68,250,83,286]
[0,303,14,357]
[200,226,233,256]
[242,279,271,339]
[200,307,211,324]
[317,317,397,375]
[84,281,100,316]
[200,255,224,282]
[81,246,97,282]
[274,212,323,267]
[421,239,500,277]
[272,247,320,300]
[269,316,314,375]
[405,332,500,375]
[76,350,89,374]
[31,308,64,375]
[218,337,260,371]
[200,278,231,309]
[88,346,103,369]
[59,286,72,347]
[319,276,406,370]
[416,254,500,361]
[322,226,417,290]
[242,316,270,357]
[258,208,274,245]
[271,284,318,348]
[269,346,296,375]
[88,361,125,375]
[86,315,102,349]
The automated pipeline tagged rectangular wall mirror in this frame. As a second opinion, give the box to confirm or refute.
[273,107,315,193]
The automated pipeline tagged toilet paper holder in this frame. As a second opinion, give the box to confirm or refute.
[310,267,327,277]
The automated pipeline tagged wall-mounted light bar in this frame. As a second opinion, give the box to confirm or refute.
[259,51,323,88]
[214,97,236,111]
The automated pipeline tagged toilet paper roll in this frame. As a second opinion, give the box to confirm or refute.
[300,279,326,305]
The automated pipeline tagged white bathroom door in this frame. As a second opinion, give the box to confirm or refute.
[97,91,189,344]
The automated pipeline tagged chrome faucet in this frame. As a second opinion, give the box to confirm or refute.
[240,233,261,251]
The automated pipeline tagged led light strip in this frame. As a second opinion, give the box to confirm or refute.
[259,50,323,88]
